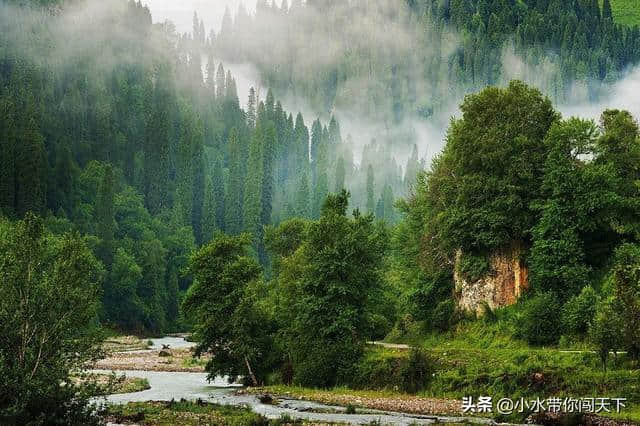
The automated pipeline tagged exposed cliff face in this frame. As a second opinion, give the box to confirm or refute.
[454,243,529,313]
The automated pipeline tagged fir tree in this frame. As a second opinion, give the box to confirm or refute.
[295,172,310,218]
[225,128,244,235]
[366,164,375,214]
[95,165,115,267]
[335,156,345,192]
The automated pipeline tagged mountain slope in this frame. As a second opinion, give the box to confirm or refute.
[609,0,640,26]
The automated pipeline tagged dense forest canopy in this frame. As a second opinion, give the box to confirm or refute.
[3,0,640,423]
[208,0,640,157]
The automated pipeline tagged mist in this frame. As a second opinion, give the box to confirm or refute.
[143,0,640,173]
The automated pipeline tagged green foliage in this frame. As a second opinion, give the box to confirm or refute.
[183,233,275,385]
[433,81,558,253]
[400,349,436,393]
[562,286,598,336]
[456,252,490,283]
[0,214,104,425]
[589,299,623,371]
[516,292,562,346]
[610,243,640,359]
[602,0,640,26]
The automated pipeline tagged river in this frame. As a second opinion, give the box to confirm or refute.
[93,337,501,425]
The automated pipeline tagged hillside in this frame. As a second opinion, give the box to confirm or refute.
[609,0,640,26]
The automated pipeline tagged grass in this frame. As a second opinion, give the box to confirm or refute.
[102,400,270,426]
[258,309,640,423]
[102,335,153,352]
[77,373,150,396]
[602,0,640,26]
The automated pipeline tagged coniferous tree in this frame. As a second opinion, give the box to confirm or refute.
[225,128,244,235]
[366,164,375,214]
[143,69,171,215]
[212,155,226,230]
[295,172,311,218]
[95,165,115,267]
[602,0,613,21]
[15,116,47,217]
[191,136,205,245]
[0,97,16,216]
[243,126,264,247]
[215,63,226,101]
[261,122,275,228]
[202,177,216,244]
[247,87,257,128]
[335,156,345,192]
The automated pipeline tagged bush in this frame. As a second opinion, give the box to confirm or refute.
[562,285,598,335]
[457,252,491,283]
[400,349,436,393]
[351,348,436,393]
[516,292,562,345]
[431,300,455,331]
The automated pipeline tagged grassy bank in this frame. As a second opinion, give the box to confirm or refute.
[254,314,640,423]
[101,400,269,425]
[75,373,150,396]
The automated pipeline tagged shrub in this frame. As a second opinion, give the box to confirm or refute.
[562,285,598,335]
[400,349,436,393]
[457,252,491,283]
[431,300,455,331]
[516,292,561,345]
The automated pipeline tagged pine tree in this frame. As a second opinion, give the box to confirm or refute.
[144,69,171,215]
[294,113,309,175]
[53,145,75,217]
[191,121,205,245]
[243,126,264,247]
[366,164,375,214]
[215,63,226,101]
[295,172,310,217]
[335,156,345,192]
[0,97,15,216]
[225,128,244,234]
[96,165,115,267]
[212,155,226,230]
[261,122,275,227]
[202,177,216,244]
[247,87,257,128]
[15,116,46,217]
[602,0,613,20]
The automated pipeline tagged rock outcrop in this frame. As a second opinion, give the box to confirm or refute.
[454,243,529,314]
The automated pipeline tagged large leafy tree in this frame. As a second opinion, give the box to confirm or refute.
[286,191,386,387]
[433,81,559,254]
[183,234,275,385]
[0,214,103,425]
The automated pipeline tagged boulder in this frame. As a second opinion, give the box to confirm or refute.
[454,242,529,314]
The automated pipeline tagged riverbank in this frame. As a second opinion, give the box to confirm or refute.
[241,386,462,417]
[95,336,208,372]
[94,347,208,372]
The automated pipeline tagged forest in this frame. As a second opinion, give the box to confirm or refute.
[2,0,640,424]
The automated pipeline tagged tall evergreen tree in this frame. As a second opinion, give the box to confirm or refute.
[95,165,115,267]
[212,155,226,230]
[143,69,171,215]
[243,126,264,248]
[225,128,244,235]
[335,156,345,192]
[366,164,375,214]
[295,172,310,218]
[191,124,205,245]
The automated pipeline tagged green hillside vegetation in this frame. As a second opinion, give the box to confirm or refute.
[605,0,640,26]
[3,0,640,424]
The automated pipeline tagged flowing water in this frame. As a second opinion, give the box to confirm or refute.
[93,337,505,425]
